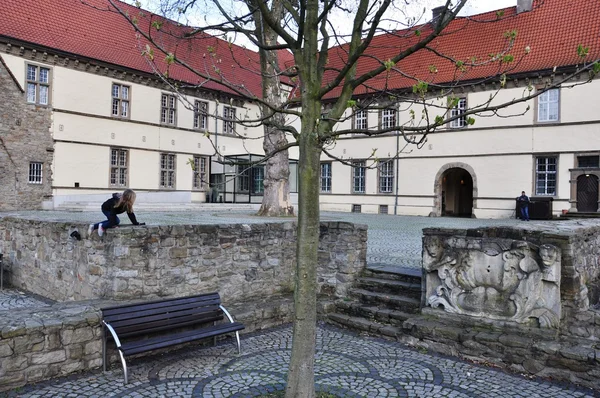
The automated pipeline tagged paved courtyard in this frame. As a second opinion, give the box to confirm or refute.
[4,323,596,398]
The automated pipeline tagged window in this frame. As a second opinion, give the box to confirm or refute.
[535,156,557,195]
[578,155,599,168]
[537,88,559,122]
[237,165,250,192]
[194,101,208,130]
[192,156,207,190]
[26,64,50,105]
[353,109,368,130]
[253,166,265,194]
[28,162,43,184]
[110,148,128,187]
[352,160,366,193]
[161,94,177,125]
[223,106,236,135]
[379,205,389,214]
[112,84,130,118]
[352,204,362,213]
[378,160,394,193]
[381,108,396,130]
[320,162,332,193]
[449,97,467,128]
[160,153,176,188]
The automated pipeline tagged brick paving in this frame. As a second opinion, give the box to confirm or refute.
[5,324,595,398]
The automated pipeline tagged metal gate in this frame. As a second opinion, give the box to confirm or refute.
[577,174,599,212]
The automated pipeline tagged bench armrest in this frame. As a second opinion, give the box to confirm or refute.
[219,305,236,323]
[103,320,123,348]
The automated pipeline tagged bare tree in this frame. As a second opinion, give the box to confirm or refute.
[105,0,600,395]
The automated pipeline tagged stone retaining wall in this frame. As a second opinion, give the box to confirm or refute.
[0,219,367,303]
[416,223,600,390]
[0,218,366,391]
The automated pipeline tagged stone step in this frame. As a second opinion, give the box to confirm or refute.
[560,212,600,219]
[334,300,412,327]
[326,313,404,339]
[357,277,422,299]
[348,288,421,313]
[362,268,422,285]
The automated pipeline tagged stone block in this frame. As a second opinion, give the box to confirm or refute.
[2,355,28,371]
[61,327,94,345]
[31,350,67,365]
[0,343,13,358]
[498,334,533,349]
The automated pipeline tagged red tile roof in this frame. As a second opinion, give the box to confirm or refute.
[0,0,598,101]
[324,0,600,98]
[0,0,264,97]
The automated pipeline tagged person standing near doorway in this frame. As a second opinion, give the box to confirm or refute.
[516,191,530,221]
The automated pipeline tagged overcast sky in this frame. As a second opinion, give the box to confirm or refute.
[126,0,520,48]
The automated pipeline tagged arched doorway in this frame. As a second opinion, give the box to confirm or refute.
[441,168,473,217]
[577,174,599,212]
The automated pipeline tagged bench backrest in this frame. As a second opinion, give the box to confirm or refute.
[101,292,224,339]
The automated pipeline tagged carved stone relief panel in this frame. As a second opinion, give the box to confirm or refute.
[423,235,561,328]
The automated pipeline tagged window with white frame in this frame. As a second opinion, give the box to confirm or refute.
[535,156,557,195]
[26,64,50,105]
[28,162,43,184]
[110,148,128,187]
[320,162,332,193]
[223,106,236,135]
[253,166,265,194]
[352,160,366,193]
[354,109,368,130]
[193,156,207,190]
[161,94,177,125]
[537,88,559,122]
[381,108,396,130]
[194,100,208,130]
[160,153,176,188]
[378,160,394,193]
[449,97,467,128]
[112,83,130,118]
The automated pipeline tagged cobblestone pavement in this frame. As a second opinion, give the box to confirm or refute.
[0,289,51,310]
[6,324,596,398]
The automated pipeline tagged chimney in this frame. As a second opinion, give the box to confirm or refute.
[431,6,445,23]
[517,0,533,14]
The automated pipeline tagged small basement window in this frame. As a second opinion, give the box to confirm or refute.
[379,205,388,214]
[352,204,362,213]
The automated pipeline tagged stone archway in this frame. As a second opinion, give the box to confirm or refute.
[431,162,478,217]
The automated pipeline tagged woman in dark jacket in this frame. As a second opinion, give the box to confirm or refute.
[88,189,140,236]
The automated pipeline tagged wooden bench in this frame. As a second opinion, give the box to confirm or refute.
[101,292,244,384]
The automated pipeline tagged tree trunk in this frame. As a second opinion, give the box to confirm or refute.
[255,0,294,217]
[285,102,321,398]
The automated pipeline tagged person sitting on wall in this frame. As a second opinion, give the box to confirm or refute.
[516,190,530,221]
[87,189,143,237]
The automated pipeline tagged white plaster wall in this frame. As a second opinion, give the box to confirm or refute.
[130,150,159,189]
[53,143,109,188]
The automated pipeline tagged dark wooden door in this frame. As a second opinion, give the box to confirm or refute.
[577,174,599,212]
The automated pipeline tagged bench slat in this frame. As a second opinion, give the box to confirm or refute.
[120,322,245,356]
[105,301,221,325]
[102,295,221,319]
[113,314,224,339]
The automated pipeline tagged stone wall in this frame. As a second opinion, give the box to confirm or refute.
[414,223,600,390]
[0,218,367,392]
[0,55,53,210]
[0,219,366,303]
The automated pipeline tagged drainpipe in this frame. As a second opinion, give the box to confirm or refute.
[394,129,400,215]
